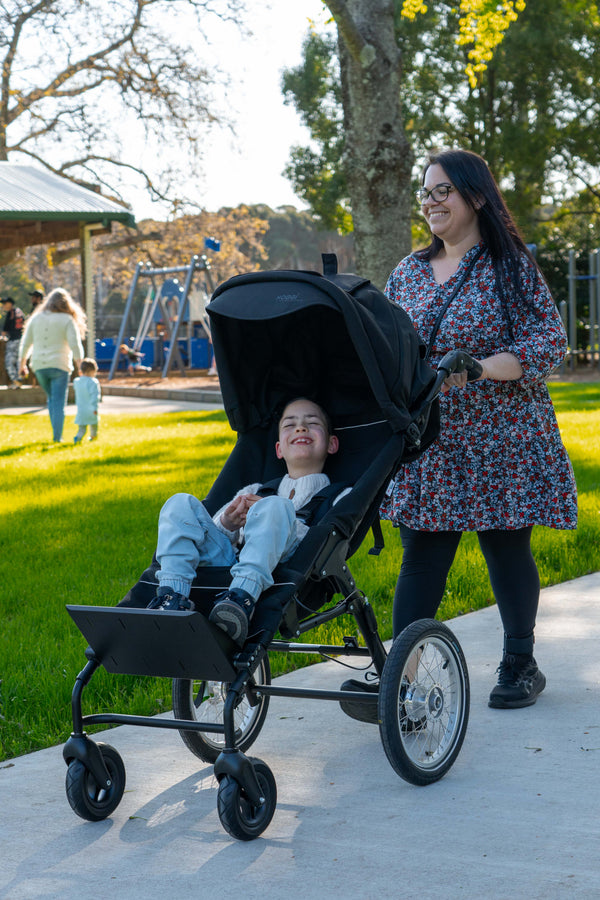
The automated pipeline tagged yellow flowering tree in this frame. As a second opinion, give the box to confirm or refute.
[401,0,526,88]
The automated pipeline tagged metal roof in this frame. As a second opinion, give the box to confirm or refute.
[0,163,136,252]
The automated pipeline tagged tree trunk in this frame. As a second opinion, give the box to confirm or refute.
[334,0,413,289]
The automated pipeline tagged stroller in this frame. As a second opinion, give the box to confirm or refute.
[63,255,478,841]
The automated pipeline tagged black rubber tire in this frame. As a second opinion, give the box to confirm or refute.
[217,757,277,841]
[379,619,470,786]
[65,742,126,821]
[172,654,271,763]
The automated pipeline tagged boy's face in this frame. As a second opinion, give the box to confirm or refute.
[276,399,338,475]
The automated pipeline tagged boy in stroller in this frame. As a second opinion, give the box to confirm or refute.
[148,397,349,645]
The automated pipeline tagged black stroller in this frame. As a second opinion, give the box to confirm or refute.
[63,255,477,841]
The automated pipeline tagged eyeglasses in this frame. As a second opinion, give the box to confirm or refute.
[415,183,454,204]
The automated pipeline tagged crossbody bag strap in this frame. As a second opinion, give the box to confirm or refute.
[425,245,486,361]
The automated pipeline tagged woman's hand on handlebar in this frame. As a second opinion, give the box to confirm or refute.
[441,370,473,392]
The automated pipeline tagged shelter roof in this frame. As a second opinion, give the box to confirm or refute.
[0,163,136,252]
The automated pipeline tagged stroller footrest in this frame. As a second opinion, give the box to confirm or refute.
[66,606,237,681]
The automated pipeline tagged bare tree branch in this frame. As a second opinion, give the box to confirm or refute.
[0,0,247,208]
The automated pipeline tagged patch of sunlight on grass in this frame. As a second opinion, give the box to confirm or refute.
[2,385,599,760]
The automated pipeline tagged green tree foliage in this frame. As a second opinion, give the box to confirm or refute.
[283,1,600,249]
[282,32,350,233]
[247,204,355,271]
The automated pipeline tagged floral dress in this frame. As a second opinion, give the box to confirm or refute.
[381,241,578,532]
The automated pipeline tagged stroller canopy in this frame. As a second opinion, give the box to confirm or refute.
[207,262,437,439]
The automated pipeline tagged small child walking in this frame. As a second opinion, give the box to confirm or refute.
[73,358,101,443]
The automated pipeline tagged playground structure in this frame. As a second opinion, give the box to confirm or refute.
[107,253,216,381]
[563,249,600,372]
[102,245,599,380]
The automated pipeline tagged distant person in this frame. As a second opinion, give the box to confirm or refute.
[73,358,101,443]
[29,289,44,313]
[148,398,349,646]
[119,343,151,375]
[18,288,85,443]
[1,297,25,388]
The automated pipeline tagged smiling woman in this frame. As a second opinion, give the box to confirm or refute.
[363,147,579,713]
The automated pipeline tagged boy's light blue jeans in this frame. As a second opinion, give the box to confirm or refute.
[156,492,298,601]
[35,367,70,441]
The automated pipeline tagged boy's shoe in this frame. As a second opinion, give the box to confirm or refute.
[488,654,546,708]
[208,588,255,645]
[147,590,195,611]
[339,676,380,724]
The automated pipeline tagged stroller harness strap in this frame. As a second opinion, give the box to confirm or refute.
[256,478,349,527]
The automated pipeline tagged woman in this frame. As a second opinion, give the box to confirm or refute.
[19,288,86,442]
[343,148,577,716]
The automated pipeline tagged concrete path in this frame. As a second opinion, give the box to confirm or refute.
[0,393,223,418]
[1,573,599,900]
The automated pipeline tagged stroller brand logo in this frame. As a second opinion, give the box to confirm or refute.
[275,292,300,302]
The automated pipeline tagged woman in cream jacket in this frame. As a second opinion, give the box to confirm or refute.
[19,289,86,442]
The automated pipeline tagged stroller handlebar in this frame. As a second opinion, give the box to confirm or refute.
[436,349,483,382]
[416,348,483,416]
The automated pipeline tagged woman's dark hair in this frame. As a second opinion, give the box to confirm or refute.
[415,148,540,321]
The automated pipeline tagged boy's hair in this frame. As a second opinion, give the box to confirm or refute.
[80,357,98,375]
[278,397,333,436]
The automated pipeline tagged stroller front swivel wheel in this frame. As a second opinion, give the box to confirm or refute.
[65,742,126,821]
[217,757,277,840]
[379,619,470,785]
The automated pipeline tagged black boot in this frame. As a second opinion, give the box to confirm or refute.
[489,634,546,709]
[209,588,255,645]
[147,588,194,611]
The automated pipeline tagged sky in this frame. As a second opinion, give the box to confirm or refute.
[131,1,330,219]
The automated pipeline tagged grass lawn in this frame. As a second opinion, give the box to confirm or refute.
[1,382,599,761]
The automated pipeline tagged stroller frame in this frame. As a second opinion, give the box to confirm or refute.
[64,541,469,839]
[63,257,478,840]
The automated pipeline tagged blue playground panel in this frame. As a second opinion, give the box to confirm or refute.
[163,338,209,368]
[95,337,208,370]
[95,339,115,370]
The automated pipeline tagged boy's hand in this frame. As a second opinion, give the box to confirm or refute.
[220,493,262,531]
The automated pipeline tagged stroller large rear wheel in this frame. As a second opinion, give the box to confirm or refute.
[172,653,271,763]
[379,619,469,785]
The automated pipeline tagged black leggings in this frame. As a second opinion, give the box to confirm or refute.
[393,525,540,647]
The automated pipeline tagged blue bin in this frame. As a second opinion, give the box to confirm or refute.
[138,339,155,367]
[191,338,209,368]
